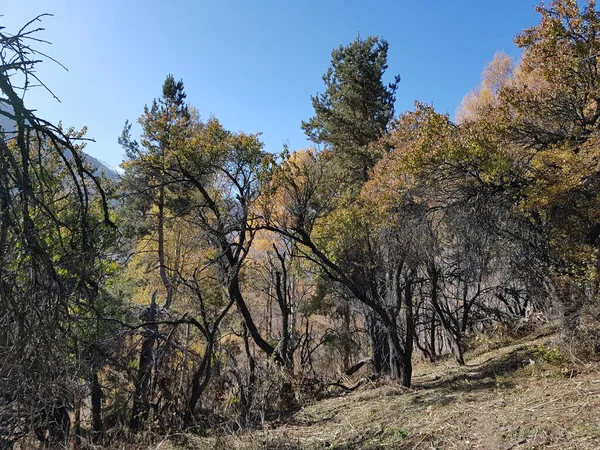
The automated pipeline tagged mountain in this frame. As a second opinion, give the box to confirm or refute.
[1,101,121,181]
[0,99,16,137]
[83,153,122,181]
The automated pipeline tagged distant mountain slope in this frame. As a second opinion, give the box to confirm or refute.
[83,153,122,181]
[0,99,16,137]
[1,101,121,181]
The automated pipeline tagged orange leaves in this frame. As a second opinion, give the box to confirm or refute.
[456,52,515,125]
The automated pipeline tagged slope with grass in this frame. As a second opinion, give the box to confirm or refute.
[164,326,600,450]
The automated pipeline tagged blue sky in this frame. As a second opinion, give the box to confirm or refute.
[2,1,541,168]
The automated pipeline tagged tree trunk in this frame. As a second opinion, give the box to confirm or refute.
[450,333,465,365]
[428,310,437,362]
[185,296,234,428]
[460,280,475,334]
[73,399,81,448]
[229,277,282,364]
[157,186,174,309]
[386,268,414,387]
[130,294,158,432]
[91,370,103,441]
[185,341,213,427]
[275,269,292,372]
[389,278,414,387]
[367,311,390,374]
[342,302,351,372]
[388,326,411,387]
[428,264,465,366]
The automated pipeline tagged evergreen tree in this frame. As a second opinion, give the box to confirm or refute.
[299,37,403,381]
[120,74,191,310]
[119,74,191,431]
[302,36,400,183]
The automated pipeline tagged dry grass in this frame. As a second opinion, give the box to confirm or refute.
[157,325,600,449]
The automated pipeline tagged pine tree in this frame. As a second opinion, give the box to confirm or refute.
[119,75,191,431]
[120,74,191,310]
[302,36,400,183]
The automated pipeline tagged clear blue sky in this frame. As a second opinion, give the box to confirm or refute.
[2,0,541,168]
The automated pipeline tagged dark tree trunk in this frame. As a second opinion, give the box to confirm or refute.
[451,335,465,365]
[428,310,437,362]
[402,279,414,387]
[184,294,234,428]
[367,312,390,374]
[157,186,174,309]
[239,323,257,425]
[91,370,103,441]
[34,401,70,449]
[73,399,81,448]
[388,325,411,387]
[185,341,213,428]
[229,277,282,364]
[384,266,414,387]
[342,302,351,372]
[274,268,292,372]
[389,278,414,387]
[130,294,158,432]
[428,264,465,366]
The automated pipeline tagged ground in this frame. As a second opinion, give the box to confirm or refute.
[160,326,600,449]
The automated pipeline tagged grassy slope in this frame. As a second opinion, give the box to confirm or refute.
[166,326,600,450]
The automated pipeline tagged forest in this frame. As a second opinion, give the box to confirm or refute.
[2,1,600,449]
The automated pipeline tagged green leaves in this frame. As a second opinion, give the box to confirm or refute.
[302,35,400,185]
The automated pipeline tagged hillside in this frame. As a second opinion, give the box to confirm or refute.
[84,152,122,180]
[165,327,600,450]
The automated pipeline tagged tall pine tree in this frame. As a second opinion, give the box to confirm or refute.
[302,36,400,183]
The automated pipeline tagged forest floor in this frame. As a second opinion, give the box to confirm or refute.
[163,326,600,450]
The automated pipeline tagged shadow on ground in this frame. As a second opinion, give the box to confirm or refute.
[412,346,535,395]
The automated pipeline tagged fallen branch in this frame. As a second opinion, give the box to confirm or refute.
[344,358,372,376]
[329,374,380,392]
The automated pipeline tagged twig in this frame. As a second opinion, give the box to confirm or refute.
[445,436,457,447]
[524,398,559,411]
[153,434,169,449]
[545,403,585,412]
[412,434,426,450]
[582,389,600,395]
[504,438,526,450]
[344,416,357,434]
